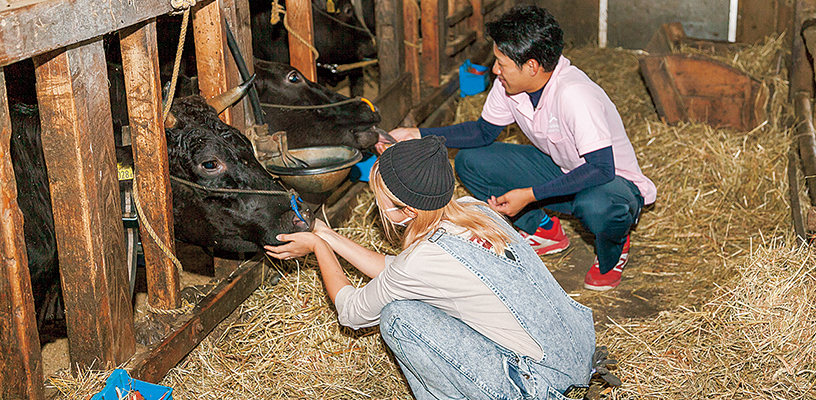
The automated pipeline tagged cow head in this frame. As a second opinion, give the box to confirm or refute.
[253,60,382,151]
[164,95,314,252]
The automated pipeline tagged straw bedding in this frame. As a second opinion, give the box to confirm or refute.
[49,35,815,399]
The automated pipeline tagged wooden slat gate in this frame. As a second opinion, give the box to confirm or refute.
[0,0,513,397]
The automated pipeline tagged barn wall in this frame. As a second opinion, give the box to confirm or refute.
[523,0,791,50]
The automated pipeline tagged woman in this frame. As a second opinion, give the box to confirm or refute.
[265,136,597,399]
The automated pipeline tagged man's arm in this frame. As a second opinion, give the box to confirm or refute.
[419,117,505,148]
[489,146,615,216]
[379,117,505,153]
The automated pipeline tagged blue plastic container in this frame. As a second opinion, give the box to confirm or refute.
[350,153,377,182]
[459,59,490,97]
[92,369,173,400]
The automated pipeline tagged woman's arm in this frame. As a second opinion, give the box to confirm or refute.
[312,219,387,279]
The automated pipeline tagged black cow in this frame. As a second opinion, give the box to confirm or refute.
[252,59,382,150]
[9,84,315,334]
[250,0,376,96]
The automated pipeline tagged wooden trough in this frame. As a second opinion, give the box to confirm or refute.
[0,0,510,398]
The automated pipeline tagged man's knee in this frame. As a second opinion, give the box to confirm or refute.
[574,201,634,234]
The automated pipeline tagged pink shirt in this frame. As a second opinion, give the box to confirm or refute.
[481,56,656,205]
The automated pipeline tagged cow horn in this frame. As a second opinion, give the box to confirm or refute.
[207,74,257,115]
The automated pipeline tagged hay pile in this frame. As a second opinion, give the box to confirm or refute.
[598,237,816,399]
[48,36,815,399]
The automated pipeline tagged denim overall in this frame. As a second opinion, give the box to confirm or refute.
[379,206,596,399]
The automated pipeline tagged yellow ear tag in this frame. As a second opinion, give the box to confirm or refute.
[326,0,336,13]
[117,163,134,181]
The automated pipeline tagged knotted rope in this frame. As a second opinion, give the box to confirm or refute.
[269,0,320,60]
[163,0,196,121]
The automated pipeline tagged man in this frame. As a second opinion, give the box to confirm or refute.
[379,5,656,291]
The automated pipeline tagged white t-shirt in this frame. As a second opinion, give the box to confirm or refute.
[334,200,543,359]
[481,55,657,205]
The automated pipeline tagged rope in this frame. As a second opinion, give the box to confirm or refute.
[169,176,296,197]
[260,96,370,110]
[163,0,195,121]
[145,299,194,315]
[270,0,320,60]
[132,178,185,275]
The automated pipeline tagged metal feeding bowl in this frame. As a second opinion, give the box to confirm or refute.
[265,146,363,194]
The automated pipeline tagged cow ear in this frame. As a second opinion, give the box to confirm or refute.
[164,111,177,129]
[207,74,256,115]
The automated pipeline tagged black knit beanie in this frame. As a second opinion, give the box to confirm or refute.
[378,135,455,211]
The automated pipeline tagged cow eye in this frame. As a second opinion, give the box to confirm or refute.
[201,160,219,170]
[342,4,353,16]
[287,71,301,83]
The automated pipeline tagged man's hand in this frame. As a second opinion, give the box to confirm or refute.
[487,188,536,217]
[375,127,420,154]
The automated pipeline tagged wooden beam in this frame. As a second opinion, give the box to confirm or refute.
[445,30,478,57]
[376,0,406,87]
[0,70,45,400]
[0,0,214,67]
[120,20,181,310]
[287,0,318,82]
[403,0,421,105]
[421,0,446,87]
[227,0,257,129]
[129,258,271,383]
[218,0,251,132]
[468,0,484,42]
[33,39,135,370]
[194,0,240,126]
[374,72,413,131]
[446,4,473,27]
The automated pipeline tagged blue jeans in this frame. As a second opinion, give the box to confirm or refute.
[455,142,644,274]
[380,206,595,399]
[381,301,579,400]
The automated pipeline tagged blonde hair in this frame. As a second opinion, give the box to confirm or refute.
[369,160,513,255]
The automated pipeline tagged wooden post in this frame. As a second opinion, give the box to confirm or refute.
[0,70,45,400]
[403,0,421,105]
[225,0,256,129]
[120,20,181,310]
[469,0,484,42]
[194,0,245,128]
[33,39,135,370]
[376,0,405,88]
[286,0,318,82]
[421,0,446,87]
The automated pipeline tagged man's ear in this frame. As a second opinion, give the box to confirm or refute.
[525,59,541,75]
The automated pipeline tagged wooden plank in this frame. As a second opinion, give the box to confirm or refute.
[324,181,370,227]
[33,40,135,370]
[403,0,421,105]
[0,0,214,67]
[0,70,45,400]
[374,72,413,131]
[287,0,318,82]
[445,30,477,57]
[219,0,250,132]
[421,0,446,87]
[468,0,484,42]
[229,0,257,129]
[639,56,687,125]
[446,4,472,27]
[129,257,270,383]
[194,0,239,126]
[737,0,793,44]
[119,20,181,310]
[376,0,405,88]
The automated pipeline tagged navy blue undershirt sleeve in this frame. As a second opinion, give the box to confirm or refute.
[531,146,616,200]
[418,117,505,149]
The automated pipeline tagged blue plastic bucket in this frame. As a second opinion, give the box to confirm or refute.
[92,369,173,400]
[459,59,490,97]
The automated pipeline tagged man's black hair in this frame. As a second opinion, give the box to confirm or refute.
[485,5,564,72]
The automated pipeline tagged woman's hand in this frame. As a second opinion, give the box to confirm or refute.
[264,232,327,260]
[310,219,334,239]
[375,127,420,154]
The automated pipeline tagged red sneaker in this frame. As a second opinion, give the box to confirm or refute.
[518,216,570,255]
[583,236,630,291]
